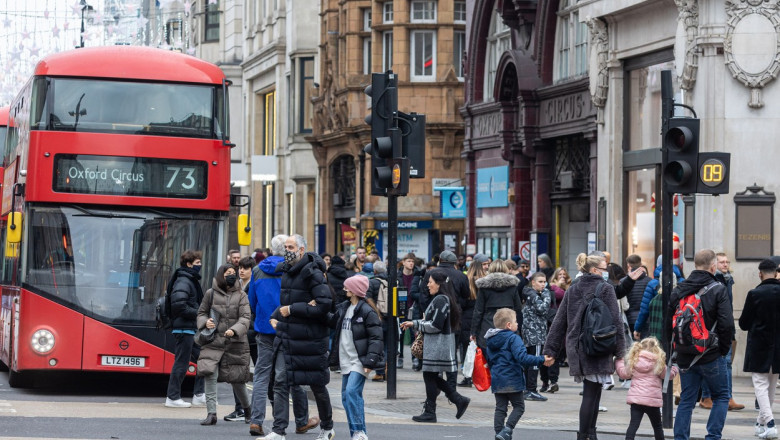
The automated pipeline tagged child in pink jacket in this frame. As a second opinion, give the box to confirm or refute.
[615,337,678,440]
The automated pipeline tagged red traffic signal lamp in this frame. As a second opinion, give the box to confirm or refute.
[662,117,699,195]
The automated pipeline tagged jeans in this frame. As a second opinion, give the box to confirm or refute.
[494,392,525,433]
[271,350,333,435]
[626,404,663,440]
[251,334,309,427]
[701,349,732,399]
[342,372,367,436]
[753,372,779,426]
[674,356,729,440]
[166,333,205,400]
[204,370,250,414]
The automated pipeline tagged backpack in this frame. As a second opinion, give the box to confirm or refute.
[579,283,618,357]
[155,292,173,330]
[376,279,389,315]
[671,282,720,359]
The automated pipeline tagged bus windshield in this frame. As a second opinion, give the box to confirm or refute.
[42,78,220,138]
[24,205,223,325]
[0,126,6,154]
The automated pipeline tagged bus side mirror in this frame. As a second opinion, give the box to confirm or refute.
[6,211,22,243]
[237,214,251,246]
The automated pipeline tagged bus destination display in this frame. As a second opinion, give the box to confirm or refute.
[53,154,207,199]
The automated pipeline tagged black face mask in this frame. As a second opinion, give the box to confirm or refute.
[225,275,237,287]
[191,264,202,274]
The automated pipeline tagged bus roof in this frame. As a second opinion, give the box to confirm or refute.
[0,106,8,126]
[34,46,226,85]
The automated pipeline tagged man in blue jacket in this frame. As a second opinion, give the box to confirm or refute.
[248,235,317,437]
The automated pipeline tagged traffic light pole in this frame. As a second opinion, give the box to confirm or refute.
[660,70,674,430]
[386,194,398,399]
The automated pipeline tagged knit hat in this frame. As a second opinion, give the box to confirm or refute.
[344,275,369,298]
[439,250,457,263]
[362,262,374,273]
[473,253,489,264]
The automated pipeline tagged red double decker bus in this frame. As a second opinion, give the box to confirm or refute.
[0,46,236,387]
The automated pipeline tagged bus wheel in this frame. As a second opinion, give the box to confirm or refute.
[8,369,33,388]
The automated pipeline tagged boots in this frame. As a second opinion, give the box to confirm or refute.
[589,429,598,440]
[412,400,437,423]
[244,408,251,423]
[576,432,589,440]
[200,413,217,425]
[453,393,471,419]
[495,426,513,440]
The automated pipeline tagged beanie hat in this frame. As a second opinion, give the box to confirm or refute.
[344,275,369,298]
[362,262,374,273]
[473,253,489,264]
[439,250,457,263]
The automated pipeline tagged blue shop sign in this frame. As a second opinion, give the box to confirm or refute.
[477,166,509,208]
[377,220,433,229]
[438,187,466,219]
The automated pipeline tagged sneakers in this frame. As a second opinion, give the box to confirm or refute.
[352,431,369,440]
[397,357,404,369]
[540,383,549,393]
[314,428,336,440]
[295,417,320,434]
[495,426,513,440]
[756,423,767,437]
[457,377,473,387]
[164,397,192,408]
[191,393,206,407]
[223,409,245,422]
[548,383,559,393]
[257,432,286,440]
[760,426,778,439]
[603,383,615,390]
[598,406,608,412]
[525,391,548,402]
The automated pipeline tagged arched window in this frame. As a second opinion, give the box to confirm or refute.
[483,9,511,102]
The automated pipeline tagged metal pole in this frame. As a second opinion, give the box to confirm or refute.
[660,69,674,429]
[80,7,85,48]
[386,194,398,399]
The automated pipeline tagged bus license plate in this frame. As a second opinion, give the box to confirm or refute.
[101,356,145,368]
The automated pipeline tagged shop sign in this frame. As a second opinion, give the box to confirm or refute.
[376,220,433,230]
[472,112,501,139]
[476,166,509,208]
[539,91,595,128]
[381,229,429,261]
[440,188,466,219]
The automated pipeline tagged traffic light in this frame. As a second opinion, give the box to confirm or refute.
[398,111,426,179]
[364,72,398,196]
[662,117,699,195]
[696,152,730,195]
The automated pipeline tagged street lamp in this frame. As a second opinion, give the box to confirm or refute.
[79,0,94,48]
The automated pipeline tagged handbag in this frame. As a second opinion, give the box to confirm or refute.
[195,292,220,346]
[472,347,492,392]
[411,332,424,360]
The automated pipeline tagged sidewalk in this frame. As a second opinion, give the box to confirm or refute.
[323,348,761,440]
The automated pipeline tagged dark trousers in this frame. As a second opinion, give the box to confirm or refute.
[626,403,663,440]
[580,379,603,434]
[271,351,333,435]
[423,371,456,403]
[540,359,560,385]
[166,332,204,400]
[494,392,525,433]
[524,345,542,392]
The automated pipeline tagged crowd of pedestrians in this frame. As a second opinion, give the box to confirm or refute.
[161,241,780,440]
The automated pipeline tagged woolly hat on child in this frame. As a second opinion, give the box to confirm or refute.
[344,275,370,298]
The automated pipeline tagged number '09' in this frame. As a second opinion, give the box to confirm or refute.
[702,164,722,182]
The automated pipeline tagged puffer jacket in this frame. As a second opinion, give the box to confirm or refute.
[471,272,523,350]
[625,273,650,331]
[196,279,252,384]
[327,257,351,305]
[634,264,684,334]
[168,267,204,331]
[272,252,333,386]
[615,351,678,407]
[522,287,552,346]
[328,299,385,370]
[485,328,544,394]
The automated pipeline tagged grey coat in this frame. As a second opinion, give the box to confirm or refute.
[413,294,457,373]
[543,274,625,377]
[522,287,551,346]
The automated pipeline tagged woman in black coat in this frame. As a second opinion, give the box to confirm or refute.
[327,255,351,305]
[470,259,522,351]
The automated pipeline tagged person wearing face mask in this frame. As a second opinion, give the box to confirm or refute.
[543,252,625,440]
[165,249,207,408]
[196,264,253,426]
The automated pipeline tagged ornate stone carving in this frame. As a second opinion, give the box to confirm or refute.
[724,0,780,108]
[587,18,609,109]
[675,0,699,91]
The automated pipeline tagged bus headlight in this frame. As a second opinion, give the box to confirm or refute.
[31,329,55,354]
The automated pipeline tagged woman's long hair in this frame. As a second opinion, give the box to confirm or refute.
[625,337,666,376]
[429,269,462,330]
[575,252,605,274]
[214,264,234,291]
[552,267,572,290]
[466,260,487,300]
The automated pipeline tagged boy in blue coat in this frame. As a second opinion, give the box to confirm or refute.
[485,308,553,440]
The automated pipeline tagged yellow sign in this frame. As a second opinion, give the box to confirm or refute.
[700,158,725,187]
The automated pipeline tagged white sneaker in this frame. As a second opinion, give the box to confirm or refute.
[352,431,369,440]
[598,406,608,412]
[756,423,767,437]
[164,397,192,408]
[760,426,778,439]
[191,393,206,407]
[257,433,286,440]
[315,428,336,440]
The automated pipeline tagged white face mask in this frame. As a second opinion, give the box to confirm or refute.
[601,271,609,281]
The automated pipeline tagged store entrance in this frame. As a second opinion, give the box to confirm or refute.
[555,202,589,272]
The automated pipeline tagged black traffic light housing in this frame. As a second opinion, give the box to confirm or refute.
[662,117,699,195]
[398,111,426,179]
[696,152,730,195]
[364,72,398,196]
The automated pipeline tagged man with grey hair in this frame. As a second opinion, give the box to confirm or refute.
[262,234,334,440]
[248,235,318,437]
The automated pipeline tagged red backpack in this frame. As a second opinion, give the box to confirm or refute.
[671,282,720,361]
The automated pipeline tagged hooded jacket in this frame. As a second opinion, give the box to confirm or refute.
[169,267,204,331]
[666,269,733,368]
[485,328,544,394]
[634,264,684,334]
[471,272,523,350]
[272,252,333,386]
[248,255,284,336]
[327,256,351,305]
[739,278,780,373]
[615,352,678,407]
[522,286,552,346]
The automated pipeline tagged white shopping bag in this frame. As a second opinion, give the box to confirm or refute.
[462,340,477,378]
